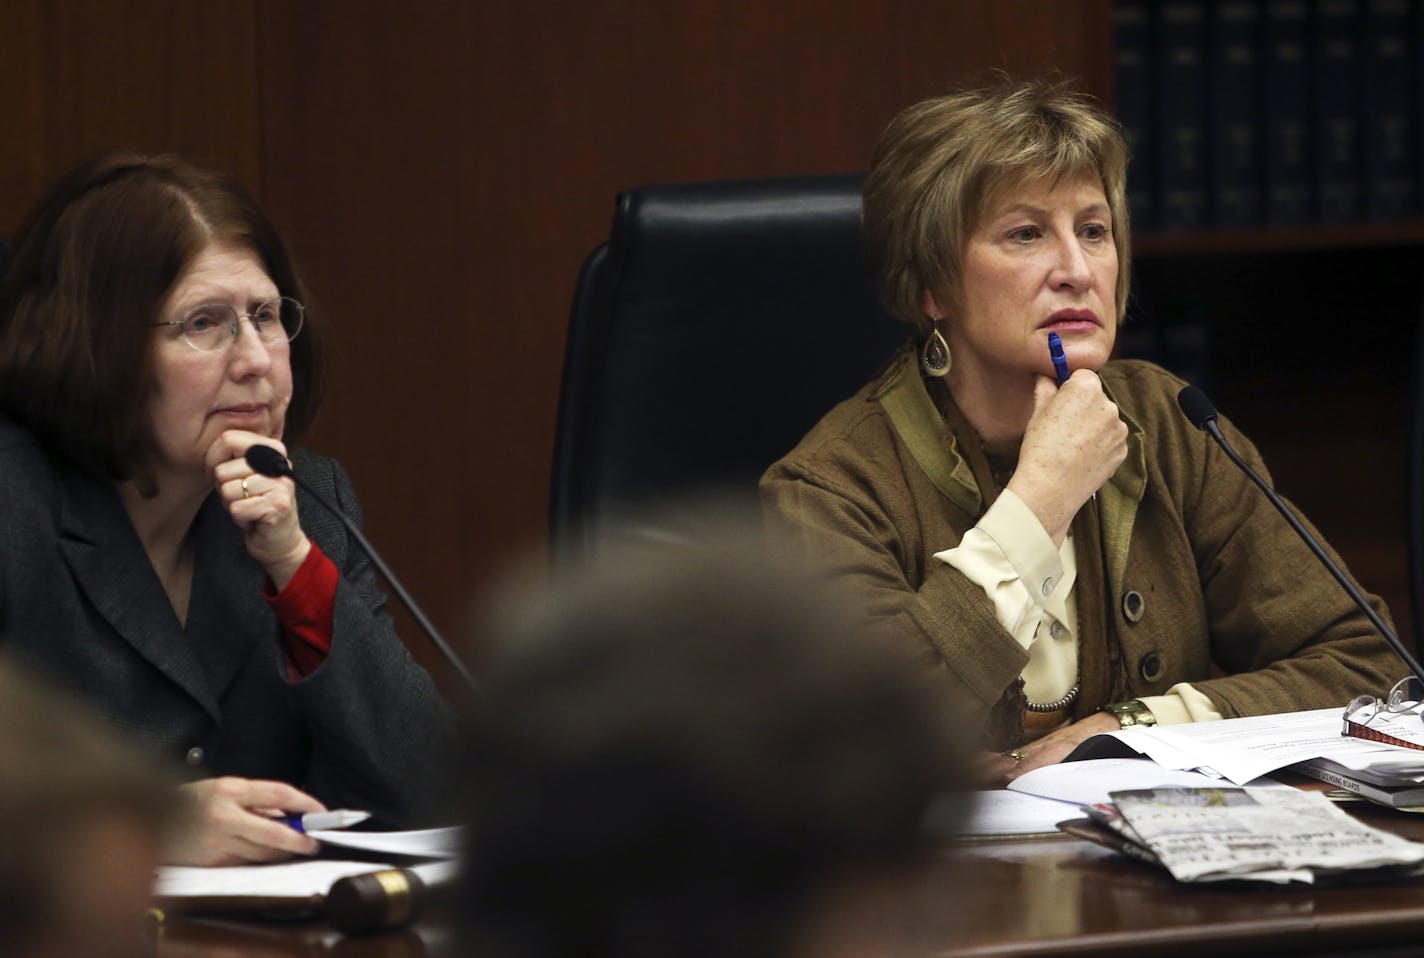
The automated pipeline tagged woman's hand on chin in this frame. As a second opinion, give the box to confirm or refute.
[208,430,311,589]
[165,776,325,866]
[1007,373,1128,546]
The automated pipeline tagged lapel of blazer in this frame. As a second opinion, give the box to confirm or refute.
[56,470,221,722]
[184,496,270,704]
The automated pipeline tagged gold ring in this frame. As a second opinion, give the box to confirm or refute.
[1008,749,1025,766]
[241,476,252,498]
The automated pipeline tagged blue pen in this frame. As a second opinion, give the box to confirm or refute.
[281,809,370,833]
[1047,331,1070,386]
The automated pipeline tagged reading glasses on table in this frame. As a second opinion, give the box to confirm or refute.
[1342,676,1424,732]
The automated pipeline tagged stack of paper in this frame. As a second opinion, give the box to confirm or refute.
[152,826,463,914]
[1067,707,1424,785]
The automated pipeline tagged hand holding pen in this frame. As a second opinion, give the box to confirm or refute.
[171,776,328,866]
[999,333,1128,547]
[282,809,371,834]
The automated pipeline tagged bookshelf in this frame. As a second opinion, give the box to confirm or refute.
[1110,0,1424,646]
[1135,221,1424,256]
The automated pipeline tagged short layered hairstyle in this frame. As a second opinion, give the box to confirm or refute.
[862,79,1131,333]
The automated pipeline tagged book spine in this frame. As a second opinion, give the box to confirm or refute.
[1362,0,1415,219]
[1211,0,1263,227]
[1262,0,1314,223]
[1292,761,1424,807]
[1157,1,1210,229]
[1314,0,1365,222]
[1302,762,1372,794]
[1417,0,1424,212]
[1115,0,1156,231]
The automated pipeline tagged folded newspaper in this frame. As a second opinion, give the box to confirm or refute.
[1064,787,1424,884]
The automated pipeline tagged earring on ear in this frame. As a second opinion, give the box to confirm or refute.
[920,323,951,377]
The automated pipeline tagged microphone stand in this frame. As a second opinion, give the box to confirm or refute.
[1179,386,1424,684]
[246,446,479,691]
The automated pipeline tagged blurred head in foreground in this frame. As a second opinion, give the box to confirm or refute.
[459,523,968,958]
[0,659,179,958]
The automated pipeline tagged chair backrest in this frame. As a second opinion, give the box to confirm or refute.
[550,176,907,559]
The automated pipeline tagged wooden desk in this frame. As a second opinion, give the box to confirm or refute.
[155,805,1424,958]
[156,912,451,956]
[938,804,1424,957]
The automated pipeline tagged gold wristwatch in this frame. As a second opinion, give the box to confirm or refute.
[1103,699,1157,729]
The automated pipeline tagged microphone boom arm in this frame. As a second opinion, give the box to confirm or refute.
[289,473,479,690]
[1197,410,1424,684]
[245,444,477,691]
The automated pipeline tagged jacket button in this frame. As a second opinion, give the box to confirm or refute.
[1122,590,1145,623]
[1139,652,1163,682]
[185,746,205,767]
[1042,577,1054,597]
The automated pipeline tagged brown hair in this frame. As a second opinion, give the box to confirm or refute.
[0,151,326,481]
[862,78,1131,333]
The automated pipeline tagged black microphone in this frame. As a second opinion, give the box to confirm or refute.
[245,444,478,691]
[1176,385,1424,683]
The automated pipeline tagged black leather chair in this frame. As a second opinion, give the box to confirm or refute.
[550,176,907,560]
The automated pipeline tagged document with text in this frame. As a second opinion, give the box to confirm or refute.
[1067,708,1424,785]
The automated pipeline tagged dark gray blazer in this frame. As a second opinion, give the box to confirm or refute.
[0,417,450,827]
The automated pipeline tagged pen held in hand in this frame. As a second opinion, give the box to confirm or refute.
[1047,331,1070,386]
[281,809,370,834]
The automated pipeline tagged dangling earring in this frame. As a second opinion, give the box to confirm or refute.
[920,323,950,377]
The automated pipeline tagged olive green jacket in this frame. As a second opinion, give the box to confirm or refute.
[761,350,1402,747]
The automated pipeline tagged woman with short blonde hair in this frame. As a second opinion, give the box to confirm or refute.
[764,79,1399,782]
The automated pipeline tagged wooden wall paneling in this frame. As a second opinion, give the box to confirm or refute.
[0,0,47,231]
[0,1,263,230]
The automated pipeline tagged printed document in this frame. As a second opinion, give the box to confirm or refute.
[1068,708,1424,785]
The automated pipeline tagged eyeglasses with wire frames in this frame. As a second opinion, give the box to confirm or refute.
[1341,676,1424,734]
[152,297,305,352]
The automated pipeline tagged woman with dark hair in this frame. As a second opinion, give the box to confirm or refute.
[0,152,448,864]
[762,80,1401,783]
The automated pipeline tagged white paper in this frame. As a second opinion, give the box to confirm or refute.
[1072,708,1424,785]
[929,790,1079,837]
[1008,757,1287,807]
[306,825,464,858]
[155,859,394,899]
[154,857,459,902]
[407,859,461,886]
